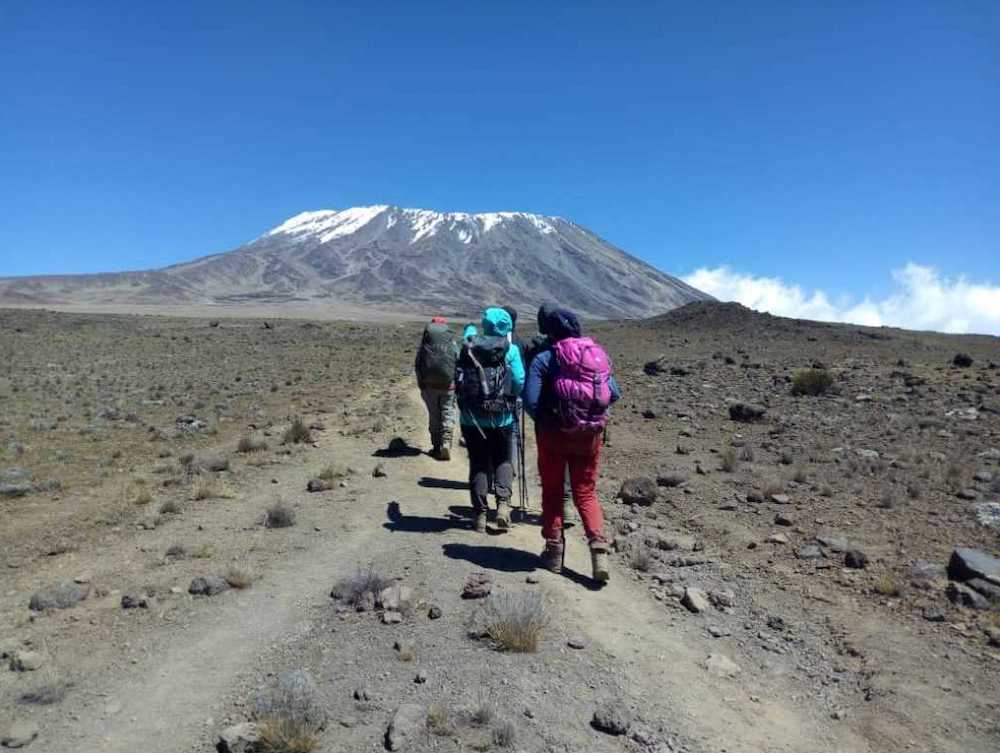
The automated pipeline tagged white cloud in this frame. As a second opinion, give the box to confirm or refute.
[682,263,1000,336]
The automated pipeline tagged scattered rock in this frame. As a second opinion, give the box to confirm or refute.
[189,575,231,596]
[774,512,794,527]
[381,610,403,624]
[766,532,790,545]
[947,548,1000,584]
[29,581,89,611]
[188,454,229,472]
[0,483,34,498]
[797,544,824,560]
[120,594,150,610]
[967,578,1000,604]
[379,585,414,612]
[844,550,869,569]
[816,535,849,553]
[372,463,388,478]
[9,650,45,672]
[984,626,1000,647]
[728,402,766,423]
[681,587,710,614]
[386,703,424,750]
[567,636,587,650]
[591,703,632,736]
[413,671,428,684]
[946,582,990,610]
[952,353,973,368]
[956,488,978,501]
[769,493,790,505]
[703,653,742,678]
[974,502,1000,533]
[709,589,735,608]
[306,478,331,493]
[217,722,260,753]
[655,472,687,488]
[922,606,947,623]
[427,605,443,620]
[461,572,492,599]
[619,477,658,506]
[1,720,39,749]
[909,560,945,581]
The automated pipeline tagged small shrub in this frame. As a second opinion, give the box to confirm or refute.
[779,449,794,466]
[331,564,390,608]
[720,446,738,473]
[159,500,181,515]
[629,546,654,573]
[493,719,517,748]
[482,592,548,653]
[165,543,187,558]
[791,466,808,484]
[317,464,347,483]
[471,688,496,727]
[237,433,268,453]
[283,417,312,445]
[876,488,897,509]
[264,502,296,528]
[763,478,784,498]
[224,563,256,589]
[906,482,921,500]
[738,444,755,462]
[791,368,833,396]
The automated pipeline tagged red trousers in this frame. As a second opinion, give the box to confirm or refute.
[536,427,606,547]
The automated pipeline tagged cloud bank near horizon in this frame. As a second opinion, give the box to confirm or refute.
[681,263,1000,336]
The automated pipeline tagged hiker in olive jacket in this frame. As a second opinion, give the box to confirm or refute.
[415,316,459,460]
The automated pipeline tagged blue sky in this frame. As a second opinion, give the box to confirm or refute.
[2,1,998,329]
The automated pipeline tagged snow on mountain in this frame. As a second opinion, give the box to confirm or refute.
[0,205,711,318]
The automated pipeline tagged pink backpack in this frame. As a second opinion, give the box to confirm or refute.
[552,337,613,432]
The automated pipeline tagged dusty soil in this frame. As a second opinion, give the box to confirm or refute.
[1,303,998,752]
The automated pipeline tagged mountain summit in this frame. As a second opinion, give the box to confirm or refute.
[0,205,710,318]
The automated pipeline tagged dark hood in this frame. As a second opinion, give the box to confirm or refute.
[542,308,581,341]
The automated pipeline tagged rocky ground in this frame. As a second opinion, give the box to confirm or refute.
[1,303,998,753]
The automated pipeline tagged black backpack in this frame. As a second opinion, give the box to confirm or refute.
[416,322,458,384]
[456,336,512,415]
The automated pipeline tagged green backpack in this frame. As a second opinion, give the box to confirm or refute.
[417,322,458,384]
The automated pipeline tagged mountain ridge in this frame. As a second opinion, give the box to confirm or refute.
[0,205,711,318]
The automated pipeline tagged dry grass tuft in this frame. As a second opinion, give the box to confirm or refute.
[874,573,901,597]
[224,562,256,589]
[492,718,517,748]
[191,472,235,501]
[629,546,654,573]
[283,417,312,445]
[317,463,348,483]
[482,592,549,653]
[720,446,738,473]
[237,432,268,454]
[426,704,455,736]
[255,716,319,753]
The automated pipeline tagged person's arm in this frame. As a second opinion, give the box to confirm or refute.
[524,350,551,418]
[508,344,525,397]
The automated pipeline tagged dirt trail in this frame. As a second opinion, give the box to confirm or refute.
[33,390,872,752]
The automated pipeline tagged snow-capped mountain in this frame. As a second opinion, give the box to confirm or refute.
[0,206,710,318]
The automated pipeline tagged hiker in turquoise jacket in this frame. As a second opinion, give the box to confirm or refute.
[456,307,525,532]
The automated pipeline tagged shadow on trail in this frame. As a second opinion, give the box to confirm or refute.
[383,501,468,534]
[419,476,468,491]
[442,542,538,573]
[372,439,423,458]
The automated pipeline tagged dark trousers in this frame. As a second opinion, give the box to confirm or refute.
[461,424,513,512]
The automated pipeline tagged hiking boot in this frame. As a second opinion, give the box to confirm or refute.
[495,501,511,531]
[539,541,563,574]
[590,542,610,583]
[437,446,451,461]
[473,511,488,533]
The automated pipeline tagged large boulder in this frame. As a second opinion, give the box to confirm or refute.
[619,477,657,506]
[386,703,424,750]
[29,581,89,611]
[728,402,766,422]
[947,548,1000,585]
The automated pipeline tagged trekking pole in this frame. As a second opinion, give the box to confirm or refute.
[519,403,528,512]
